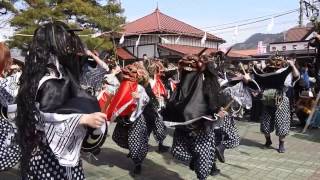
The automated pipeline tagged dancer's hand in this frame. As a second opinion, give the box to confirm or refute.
[243,73,251,83]
[287,59,296,67]
[80,112,106,128]
[217,108,227,119]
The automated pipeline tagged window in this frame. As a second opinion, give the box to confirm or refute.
[271,46,277,51]
[292,45,297,50]
[282,46,286,51]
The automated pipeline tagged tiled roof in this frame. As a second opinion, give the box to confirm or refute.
[123,8,224,42]
[116,47,136,60]
[158,44,217,55]
[158,44,249,58]
[285,27,313,42]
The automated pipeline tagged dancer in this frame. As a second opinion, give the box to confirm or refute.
[163,55,226,180]
[253,56,299,153]
[0,42,21,171]
[16,22,106,179]
[109,63,150,175]
[145,60,169,153]
[97,60,121,113]
[80,50,109,95]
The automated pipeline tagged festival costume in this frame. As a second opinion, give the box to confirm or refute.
[97,73,120,113]
[80,62,108,95]
[144,83,166,146]
[109,65,150,171]
[0,73,21,171]
[214,73,255,151]
[163,57,223,180]
[26,59,105,179]
[253,66,298,137]
[146,65,168,146]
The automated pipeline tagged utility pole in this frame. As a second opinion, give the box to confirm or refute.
[299,0,304,27]
[303,0,319,20]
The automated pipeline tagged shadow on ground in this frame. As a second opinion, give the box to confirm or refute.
[84,147,184,179]
[0,168,20,180]
[289,125,320,143]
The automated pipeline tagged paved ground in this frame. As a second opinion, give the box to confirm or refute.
[1,119,320,180]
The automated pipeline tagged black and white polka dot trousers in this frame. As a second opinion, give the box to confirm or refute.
[221,116,240,149]
[112,116,149,165]
[0,117,21,171]
[26,145,85,180]
[260,96,291,137]
[171,128,215,180]
[145,111,166,144]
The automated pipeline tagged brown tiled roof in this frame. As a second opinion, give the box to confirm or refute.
[285,27,313,42]
[116,47,136,60]
[123,8,224,42]
[158,44,250,58]
[158,44,218,55]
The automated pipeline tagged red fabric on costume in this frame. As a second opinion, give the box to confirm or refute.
[106,80,138,121]
[152,75,167,98]
[98,91,109,109]
[97,90,114,116]
[170,80,177,92]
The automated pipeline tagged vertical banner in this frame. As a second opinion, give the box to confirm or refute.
[201,32,207,45]
[119,33,125,44]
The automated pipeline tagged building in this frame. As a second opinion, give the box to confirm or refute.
[269,26,315,54]
[117,8,225,62]
[249,26,316,62]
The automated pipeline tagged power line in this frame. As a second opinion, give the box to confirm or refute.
[203,9,299,32]
[201,9,299,29]
[211,20,297,35]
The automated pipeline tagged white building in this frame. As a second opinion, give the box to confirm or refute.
[116,8,225,62]
[269,26,315,54]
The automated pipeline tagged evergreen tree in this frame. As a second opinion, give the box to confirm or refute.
[2,0,125,50]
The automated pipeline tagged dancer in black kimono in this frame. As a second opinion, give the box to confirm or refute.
[163,55,227,180]
[202,53,242,173]
[16,22,106,179]
[253,56,299,153]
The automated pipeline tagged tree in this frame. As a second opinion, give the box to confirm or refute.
[0,1,17,16]
[2,0,125,51]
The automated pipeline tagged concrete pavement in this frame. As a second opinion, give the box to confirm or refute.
[1,120,320,180]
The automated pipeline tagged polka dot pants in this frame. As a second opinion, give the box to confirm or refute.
[144,109,166,143]
[221,116,240,149]
[260,96,291,137]
[0,117,21,171]
[27,145,85,180]
[112,116,149,165]
[171,128,215,180]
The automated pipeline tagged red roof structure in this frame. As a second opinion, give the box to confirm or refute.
[123,8,224,42]
[116,47,136,60]
[285,27,313,42]
[158,44,248,58]
[158,44,217,55]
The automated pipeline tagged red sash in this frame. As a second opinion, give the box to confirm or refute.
[106,80,138,121]
[152,75,167,98]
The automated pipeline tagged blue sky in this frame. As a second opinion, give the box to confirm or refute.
[119,0,303,46]
[0,0,306,46]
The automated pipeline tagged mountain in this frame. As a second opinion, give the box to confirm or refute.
[233,33,284,50]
